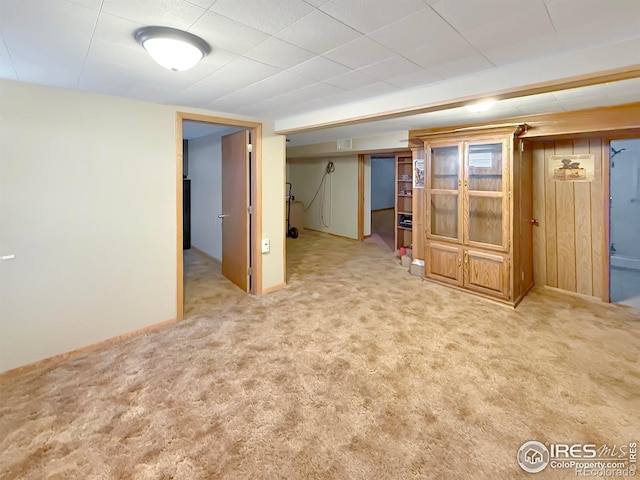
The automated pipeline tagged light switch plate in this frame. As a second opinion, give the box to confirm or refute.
[261,238,270,253]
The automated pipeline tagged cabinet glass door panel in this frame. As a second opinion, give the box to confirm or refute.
[468,196,502,246]
[430,194,458,239]
[467,143,502,192]
[431,145,459,190]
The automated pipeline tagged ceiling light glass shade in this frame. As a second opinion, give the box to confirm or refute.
[465,100,497,113]
[134,26,210,72]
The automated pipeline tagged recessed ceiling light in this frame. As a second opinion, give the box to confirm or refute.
[134,26,210,72]
[465,99,497,113]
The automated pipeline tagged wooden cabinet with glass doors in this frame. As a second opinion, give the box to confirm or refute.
[420,126,533,306]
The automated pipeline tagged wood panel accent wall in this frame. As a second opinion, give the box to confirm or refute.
[531,138,606,299]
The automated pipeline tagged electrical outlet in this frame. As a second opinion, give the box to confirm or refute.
[261,238,270,253]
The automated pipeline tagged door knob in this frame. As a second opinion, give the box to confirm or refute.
[530,218,539,226]
[218,214,228,218]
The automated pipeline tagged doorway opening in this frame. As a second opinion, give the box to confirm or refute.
[368,155,396,251]
[609,138,640,309]
[176,113,262,321]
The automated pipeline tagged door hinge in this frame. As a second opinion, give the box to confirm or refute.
[248,205,252,214]
[508,190,511,199]
[248,267,252,276]
[520,141,524,153]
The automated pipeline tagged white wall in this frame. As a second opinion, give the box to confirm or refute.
[610,139,640,261]
[371,157,395,210]
[0,79,285,372]
[188,132,223,261]
[287,155,359,239]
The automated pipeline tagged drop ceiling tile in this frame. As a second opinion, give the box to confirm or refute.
[324,70,378,89]
[126,82,179,103]
[432,0,529,32]
[275,10,360,54]
[244,37,315,70]
[0,35,17,80]
[358,56,423,81]
[546,0,640,49]
[78,59,145,96]
[515,102,566,116]
[185,0,216,7]
[385,69,441,89]
[368,7,459,54]
[324,37,395,70]
[246,82,344,113]
[461,3,557,56]
[210,70,316,111]
[101,0,205,31]
[209,0,314,35]
[252,70,316,96]
[346,81,400,100]
[88,39,151,69]
[202,57,281,89]
[189,11,270,55]
[606,78,640,96]
[404,34,477,69]
[428,54,494,79]
[482,34,562,66]
[286,55,351,81]
[165,81,233,107]
[319,0,426,34]
[92,12,143,48]
[1,0,98,86]
[303,0,329,6]
[64,0,103,9]
[551,83,608,101]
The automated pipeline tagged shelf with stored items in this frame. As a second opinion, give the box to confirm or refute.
[395,152,413,252]
[419,126,533,306]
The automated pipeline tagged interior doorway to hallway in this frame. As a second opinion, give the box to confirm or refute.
[176,113,262,321]
[369,156,396,251]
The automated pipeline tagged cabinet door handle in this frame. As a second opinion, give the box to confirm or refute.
[458,258,462,266]
[464,180,468,187]
[458,179,461,187]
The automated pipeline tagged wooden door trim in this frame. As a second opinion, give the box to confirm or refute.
[176,112,263,321]
[358,154,365,241]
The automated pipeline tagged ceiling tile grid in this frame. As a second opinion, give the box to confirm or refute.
[0,0,639,144]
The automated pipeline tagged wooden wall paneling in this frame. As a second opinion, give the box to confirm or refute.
[554,140,577,292]
[590,138,605,300]
[544,142,558,287]
[531,141,547,286]
[572,139,594,296]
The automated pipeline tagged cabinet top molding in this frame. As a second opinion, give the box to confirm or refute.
[409,102,640,147]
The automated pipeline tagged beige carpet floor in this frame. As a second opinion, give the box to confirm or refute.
[1,230,639,479]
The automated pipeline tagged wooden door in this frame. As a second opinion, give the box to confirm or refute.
[464,249,510,299]
[519,140,534,296]
[425,242,463,286]
[221,130,249,292]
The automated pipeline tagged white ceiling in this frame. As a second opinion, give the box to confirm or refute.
[1,0,639,146]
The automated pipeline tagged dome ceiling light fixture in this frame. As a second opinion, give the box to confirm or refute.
[465,99,497,113]
[134,26,210,72]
